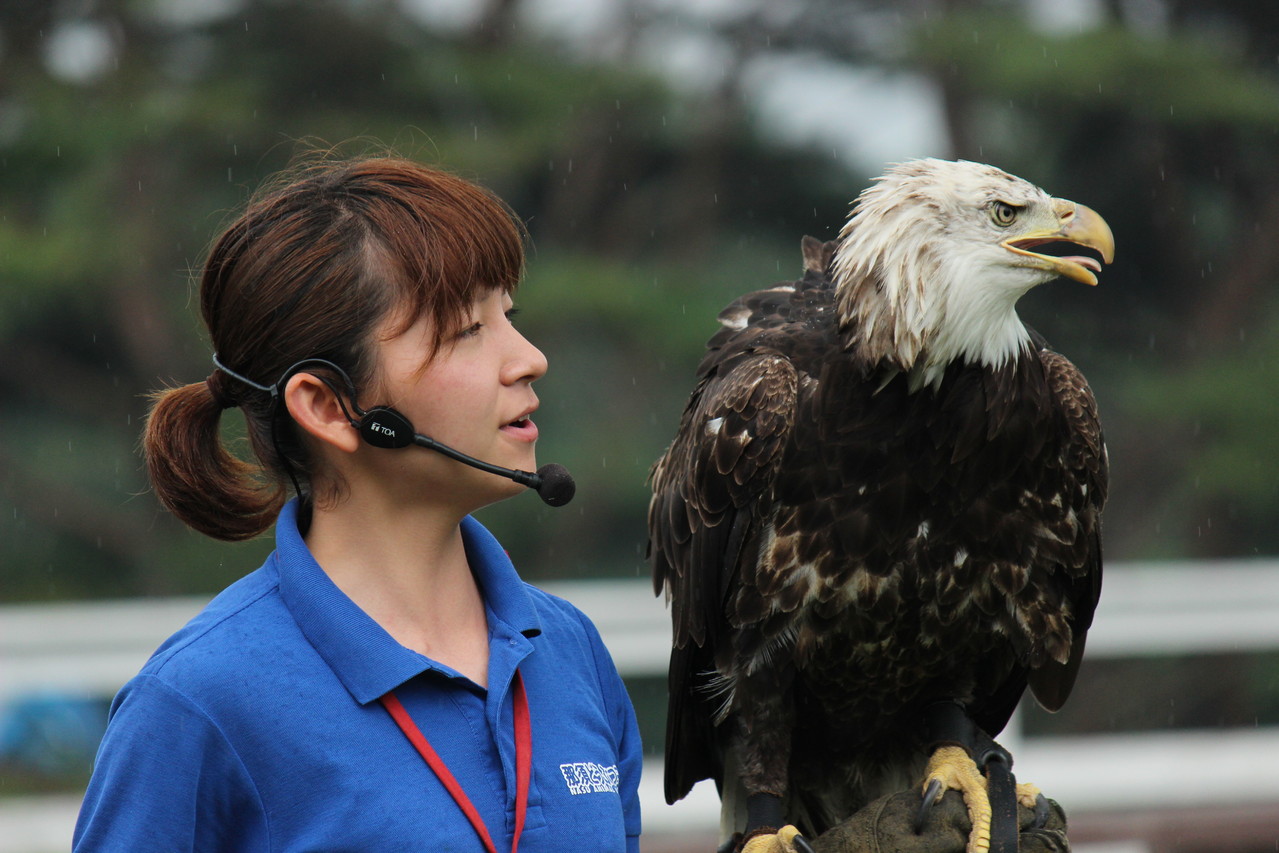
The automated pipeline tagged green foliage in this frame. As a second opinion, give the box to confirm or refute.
[4,0,1279,605]
[913,12,1279,127]
[0,0,844,600]
[1111,308,1279,556]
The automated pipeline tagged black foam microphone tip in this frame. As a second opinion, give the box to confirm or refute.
[534,463,576,507]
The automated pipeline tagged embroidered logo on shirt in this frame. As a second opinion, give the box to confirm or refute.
[559,761,620,795]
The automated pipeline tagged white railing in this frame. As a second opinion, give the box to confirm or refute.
[4,560,1279,851]
[7,560,1279,697]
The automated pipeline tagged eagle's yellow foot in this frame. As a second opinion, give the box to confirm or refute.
[1016,781,1054,828]
[739,825,815,853]
[1016,781,1042,810]
[918,745,992,853]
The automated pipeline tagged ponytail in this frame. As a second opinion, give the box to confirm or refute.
[143,380,284,542]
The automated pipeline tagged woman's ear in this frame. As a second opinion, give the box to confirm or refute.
[283,373,361,454]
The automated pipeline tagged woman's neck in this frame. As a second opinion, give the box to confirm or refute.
[303,496,491,688]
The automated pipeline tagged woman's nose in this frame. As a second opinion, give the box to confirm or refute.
[504,328,548,385]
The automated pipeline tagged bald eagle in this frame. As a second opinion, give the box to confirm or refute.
[648,159,1112,850]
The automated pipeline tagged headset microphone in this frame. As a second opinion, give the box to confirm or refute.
[358,407,576,507]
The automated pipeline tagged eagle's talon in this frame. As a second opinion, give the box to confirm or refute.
[914,778,944,834]
[737,825,814,853]
[1032,793,1050,829]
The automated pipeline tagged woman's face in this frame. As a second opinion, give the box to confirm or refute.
[368,287,548,508]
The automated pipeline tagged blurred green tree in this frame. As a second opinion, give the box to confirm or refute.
[2,0,1278,604]
[0,0,848,600]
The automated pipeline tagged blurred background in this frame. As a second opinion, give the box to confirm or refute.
[1,0,1278,850]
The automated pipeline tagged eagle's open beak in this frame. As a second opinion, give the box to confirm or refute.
[1002,200,1115,286]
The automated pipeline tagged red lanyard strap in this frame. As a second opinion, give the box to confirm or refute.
[381,671,531,853]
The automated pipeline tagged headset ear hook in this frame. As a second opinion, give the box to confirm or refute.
[276,358,371,431]
[279,359,418,451]
[313,375,367,430]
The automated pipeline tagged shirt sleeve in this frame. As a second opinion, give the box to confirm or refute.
[574,608,644,852]
[74,674,268,853]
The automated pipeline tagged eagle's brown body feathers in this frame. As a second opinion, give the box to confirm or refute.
[649,222,1107,837]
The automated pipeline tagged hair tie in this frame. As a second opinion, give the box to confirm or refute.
[206,370,237,410]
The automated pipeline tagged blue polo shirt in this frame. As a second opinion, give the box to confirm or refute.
[74,501,642,852]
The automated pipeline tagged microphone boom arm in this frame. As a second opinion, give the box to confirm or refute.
[411,434,542,489]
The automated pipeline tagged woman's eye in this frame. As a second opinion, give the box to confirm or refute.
[458,322,483,339]
[991,202,1019,227]
[505,307,521,324]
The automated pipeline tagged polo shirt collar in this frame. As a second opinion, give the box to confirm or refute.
[273,499,543,705]
[458,514,542,641]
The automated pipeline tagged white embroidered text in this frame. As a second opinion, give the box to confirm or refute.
[559,761,619,795]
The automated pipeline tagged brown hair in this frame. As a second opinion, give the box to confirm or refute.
[144,155,526,541]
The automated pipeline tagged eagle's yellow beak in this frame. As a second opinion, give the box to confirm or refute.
[1002,200,1115,286]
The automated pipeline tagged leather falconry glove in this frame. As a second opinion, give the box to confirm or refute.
[809,789,1070,853]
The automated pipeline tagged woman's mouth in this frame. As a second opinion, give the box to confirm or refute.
[501,415,539,442]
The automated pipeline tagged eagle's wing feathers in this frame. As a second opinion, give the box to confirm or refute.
[650,282,812,805]
[650,351,798,647]
[650,352,798,804]
[1027,348,1108,711]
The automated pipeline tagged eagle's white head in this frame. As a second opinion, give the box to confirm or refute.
[831,158,1114,390]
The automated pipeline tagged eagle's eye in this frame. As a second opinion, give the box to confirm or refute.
[990,201,1019,227]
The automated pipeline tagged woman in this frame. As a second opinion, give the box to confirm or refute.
[73,156,642,852]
